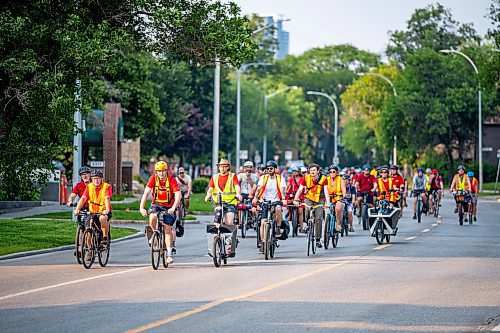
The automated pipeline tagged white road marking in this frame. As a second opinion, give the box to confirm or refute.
[422,229,431,233]
[493,324,500,332]
[432,223,438,227]
[0,266,149,301]
[374,244,391,250]
[405,236,417,240]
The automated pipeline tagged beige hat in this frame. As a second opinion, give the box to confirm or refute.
[217,158,230,166]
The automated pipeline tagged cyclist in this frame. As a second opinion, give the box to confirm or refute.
[390,165,404,208]
[73,169,112,260]
[176,167,192,216]
[432,169,444,207]
[285,166,305,232]
[342,173,356,232]
[67,166,91,210]
[205,158,242,254]
[326,165,347,235]
[412,167,427,220]
[468,171,478,222]
[293,163,331,248]
[238,161,258,200]
[140,161,181,264]
[253,161,287,252]
[450,165,472,218]
[377,165,398,206]
[428,169,442,215]
[355,164,377,216]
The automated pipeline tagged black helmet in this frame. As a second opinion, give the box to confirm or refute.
[265,160,278,168]
[90,169,103,178]
[78,166,91,175]
[258,164,265,171]
[379,165,389,172]
[328,165,340,172]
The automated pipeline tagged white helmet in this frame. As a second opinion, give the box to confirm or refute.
[300,166,307,173]
[243,161,254,167]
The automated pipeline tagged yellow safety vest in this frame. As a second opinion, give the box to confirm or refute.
[454,175,469,191]
[304,174,326,203]
[327,176,343,202]
[213,173,237,204]
[153,174,173,205]
[377,178,396,202]
[88,182,110,213]
[258,174,283,200]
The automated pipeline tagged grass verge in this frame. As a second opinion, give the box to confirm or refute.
[0,219,137,256]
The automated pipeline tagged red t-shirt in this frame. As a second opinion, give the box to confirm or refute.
[82,183,113,210]
[72,181,88,197]
[470,177,478,194]
[147,175,180,207]
[208,173,240,190]
[392,174,404,189]
[288,176,304,200]
[356,173,377,192]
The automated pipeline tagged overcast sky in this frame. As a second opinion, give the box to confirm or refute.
[232,0,494,55]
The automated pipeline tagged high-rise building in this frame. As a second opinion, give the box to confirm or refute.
[259,14,289,60]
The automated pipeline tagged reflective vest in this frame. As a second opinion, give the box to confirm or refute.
[88,182,110,213]
[471,177,478,193]
[377,178,396,202]
[258,174,283,200]
[327,175,343,202]
[213,172,237,204]
[454,175,469,191]
[153,174,174,205]
[304,174,326,203]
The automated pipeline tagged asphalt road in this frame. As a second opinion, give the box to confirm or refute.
[1,196,499,333]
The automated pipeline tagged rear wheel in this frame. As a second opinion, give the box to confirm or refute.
[385,234,391,243]
[343,214,349,237]
[240,211,247,238]
[332,229,339,248]
[375,220,384,245]
[417,199,422,223]
[264,223,271,260]
[150,231,161,270]
[161,235,169,268]
[269,223,276,259]
[307,220,313,256]
[458,203,464,226]
[81,229,95,269]
[291,208,298,237]
[212,236,222,267]
[362,204,369,230]
[98,230,110,267]
[75,225,84,264]
[323,214,331,250]
[310,221,316,255]
[468,203,473,225]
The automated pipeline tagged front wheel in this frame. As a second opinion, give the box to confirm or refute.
[98,230,110,267]
[150,231,161,270]
[323,215,331,250]
[240,211,247,238]
[417,199,422,223]
[264,223,271,260]
[458,203,464,226]
[291,208,298,237]
[375,221,385,245]
[81,229,95,269]
[75,225,84,264]
[362,204,369,230]
[212,236,222,267]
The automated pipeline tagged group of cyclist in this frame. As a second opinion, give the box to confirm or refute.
[68,157,479,266]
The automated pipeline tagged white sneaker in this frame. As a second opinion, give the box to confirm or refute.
[166,256,174,264]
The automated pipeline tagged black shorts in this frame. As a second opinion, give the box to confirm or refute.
[149,203,176,226]
[85,212,112,229]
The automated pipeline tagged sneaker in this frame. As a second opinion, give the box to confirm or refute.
[316,241,322,248]
[464,218,468,223]
[171,247,177,255]
[166,256,174,264]
[413,214,417,220]
[258,245,264,254]
[474,216,477,222]
[454,207,458,213]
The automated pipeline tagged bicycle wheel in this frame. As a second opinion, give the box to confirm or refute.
[291,208,298,237]
[375,221,384,245]
[332,228,339,248]
[98,230,110,267]
[417,199,422,223]
[362,204,369,230]
[269,224,276,259]
[458,203,464,226]
[256,219,262,248]
[241,211,247,238]
[468,203,473,225]
[323,214,331,250]
[385,234,391,243]
[212,236,222,267]
[161,234,169,268]
[343,214,349,237]
[150,231,161,270]
[310,221,316,255]
[307,220,312,256]
[81,229,95,269]
[264,223,271,260]
[75,225,84,264]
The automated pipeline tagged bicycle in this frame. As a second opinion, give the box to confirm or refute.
[412,190,425,223]
[431,189,440,218]
[73,206,88,265]
[258,200,281,260]
[286,194,302,237]
[148,209,174,270]
[323,201,340,249]
[176,192,186,227]
[81,213,111,269]
[357,191,371,231]
[304,202,323,256]
[237,198,252,238]
[453,190,471,226]
[207,193,237,267]
[369,199,400,245]
[340,198,350,237]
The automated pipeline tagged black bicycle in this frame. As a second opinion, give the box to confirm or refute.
[207,193,237,267]
[176,192,186,227]
[149,210,174,270]
[286,194,302,237]
[237,198,252,238]
[258,200,281,260]
[431,189,440,218]
[305,203,322,256]
[74,207,88,265]
[412,190,425,223]
[453,190,471,226]
[324,201,340,249]
[358,191,371,231]
[81,213,111,269]
[340,199,350,237]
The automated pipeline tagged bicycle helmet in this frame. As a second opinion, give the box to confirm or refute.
[467,171,474,177]
[379,165,389,172]
[243,161,254,167]
[457,165,465,171]
[362,164,371,170]
[90,169,103,178]
[328,165,340,172]
[300,166,307,173]
[342,174,351,180]
[258,164,265,171]
[78,166,91,175]
[432,169,438,175]
[155,161,168,171]
[265,160,278,168]
[417,167,424,173]
[390,164,398,170]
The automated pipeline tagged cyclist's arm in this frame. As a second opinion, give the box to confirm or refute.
[341,180,347,198]
[205,186,214,202]
[323,185,331,207]
[139,186,152,212]
[252,185,262,203]
[74,194,87,214]
[293,185,305,202]
[169,190,181,214]
[187,179,192,197]
[103,195,111,215]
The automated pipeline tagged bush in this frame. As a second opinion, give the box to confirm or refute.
[192,177,210,193]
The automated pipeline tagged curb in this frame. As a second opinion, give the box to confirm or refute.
[0,230,143,261]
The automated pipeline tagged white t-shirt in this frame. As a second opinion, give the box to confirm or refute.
[258,174,287,202]
[176,174,192,193]
[238,172,258,194]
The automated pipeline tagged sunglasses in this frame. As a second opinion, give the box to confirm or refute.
[330,171,337,173]
[179,172,184,174]
[380,171,388,174]
[266,167,274,170]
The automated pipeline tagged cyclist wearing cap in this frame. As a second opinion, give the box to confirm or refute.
[74,170,113,256]
[355,164,378,215]
[67,166,92,210]
[377,165,398,206]
[286,166,305,231]
[140,161,181,264]
[450,165,471,217]
[294,163,331,248]
[300,166,308,177]
[238,161,258,200]
[412,167,427,219]
[467,171,478,222]
[176,167,192,215]
[326,165,347,235]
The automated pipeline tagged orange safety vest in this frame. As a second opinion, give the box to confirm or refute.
[88,182,111,213]
[327,175,343,202]
[258,174,283,200]
[377,178,395,202]
[153,174,174,205]
[454,174,469,191]
[471,177,478,193]
[304,174,327,203]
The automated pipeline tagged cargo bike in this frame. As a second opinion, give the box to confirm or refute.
[368,199,401,245]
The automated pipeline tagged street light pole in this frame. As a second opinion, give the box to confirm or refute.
[357,72,398,164]
[263,86,298,162]
[306,91,339,165]
[72,78,82,187]
[212,59,221,175]
[440,49,483,192]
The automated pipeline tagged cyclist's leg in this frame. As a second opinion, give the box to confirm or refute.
[347,204,354,231]
[334,201,343,231]
[428,191,434,213]
[184,194,190,214]
[275,204,282,228]
[314,203,324,242]
[356,196,362,216]
[298,206,304,230]
[413,193,417,214]
[99,214,110,240]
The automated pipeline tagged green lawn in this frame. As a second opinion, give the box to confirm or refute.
[483,182,500,192]
[0,219,137,256]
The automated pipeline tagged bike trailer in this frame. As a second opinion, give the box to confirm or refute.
[368,206,401,230]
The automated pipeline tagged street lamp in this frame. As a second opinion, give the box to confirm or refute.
[306,91,339,165]
[263,86,299,162]
[440,49,483,192]
[357,72,398,164]
[236,62,272,171]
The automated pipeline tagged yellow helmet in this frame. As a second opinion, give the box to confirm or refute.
[155,161,168,171]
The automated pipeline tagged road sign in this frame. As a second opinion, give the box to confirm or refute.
[332,156,340,165]
[482,147,493,152]
[90,161,104,168]
[285,151,293,161]
[239,150,248,160]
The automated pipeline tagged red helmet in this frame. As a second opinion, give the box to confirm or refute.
[432,169,438,175]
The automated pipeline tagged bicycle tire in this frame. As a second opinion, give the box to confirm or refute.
[468,203,473,225]
[385,234,391,243]
[161,234,169,268]
[212,236,222,267]
[362,204,369,230]
[332,228,339,248]
[264,223,271,260]
[311,220,316,254]
[343,214,349,237]
[98,230,110,267]
[307,219,312,256]
[375,221,384,245]
[241,211,247,238]
[323,214,331,250]
[417,199,422,223]
[458,203,463,226]
[270,223,276,259]
[75,225,84,264]
[150,231,161,270]
[291,208,298,237]
[81,229,95,269]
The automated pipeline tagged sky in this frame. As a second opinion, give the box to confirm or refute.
[232,0,494,55]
